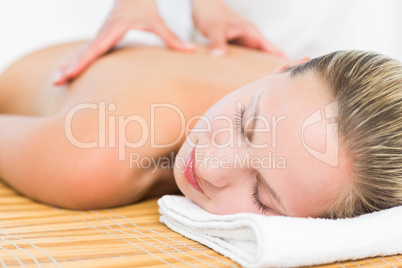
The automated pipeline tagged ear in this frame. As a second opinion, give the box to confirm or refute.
[271,56,311,74]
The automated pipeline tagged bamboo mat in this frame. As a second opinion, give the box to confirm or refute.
[1,180,402,268]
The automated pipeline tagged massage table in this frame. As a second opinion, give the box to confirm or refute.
[1,180,401,268]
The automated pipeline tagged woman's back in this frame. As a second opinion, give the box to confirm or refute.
[0,42,283,115]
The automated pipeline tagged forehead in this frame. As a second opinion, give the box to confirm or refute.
[255,73,345,217]
[263,72,328,106]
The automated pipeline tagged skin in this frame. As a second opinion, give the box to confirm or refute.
[0,42,348,216]
[54,0,285,86]
[174,71,349,217]
[0,42,283,210]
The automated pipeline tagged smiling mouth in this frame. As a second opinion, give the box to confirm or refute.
[184,147,205,194]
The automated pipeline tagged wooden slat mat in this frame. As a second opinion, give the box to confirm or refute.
[1,181,401,268]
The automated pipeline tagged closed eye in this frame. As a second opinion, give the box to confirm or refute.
[234,106,251,141]
[251,179,273,215]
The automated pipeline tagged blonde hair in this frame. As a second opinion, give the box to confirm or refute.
[290,50,402,218]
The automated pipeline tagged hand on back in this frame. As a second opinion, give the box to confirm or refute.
[53,0,286,86]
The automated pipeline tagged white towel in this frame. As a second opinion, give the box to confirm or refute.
[158,195,402,268]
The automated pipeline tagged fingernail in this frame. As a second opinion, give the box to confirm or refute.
[210,49,225,57]
[52,70,63,84]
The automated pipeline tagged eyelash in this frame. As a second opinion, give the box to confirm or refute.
[234,107,271,214]
[252,183,272,215]
[234,106,250,141]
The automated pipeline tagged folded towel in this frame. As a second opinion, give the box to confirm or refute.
[158,195,402,268]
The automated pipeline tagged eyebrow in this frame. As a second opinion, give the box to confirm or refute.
[252,92,287,214]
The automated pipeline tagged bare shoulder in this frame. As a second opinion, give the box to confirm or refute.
[0,42,86,114]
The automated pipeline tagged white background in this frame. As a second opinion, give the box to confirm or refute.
[0,0,401,74]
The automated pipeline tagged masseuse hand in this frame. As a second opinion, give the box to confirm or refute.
[53,0,194,86]
[53,0,287,86]
[192,0,286,57]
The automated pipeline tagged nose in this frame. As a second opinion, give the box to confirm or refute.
[195,146,248,188]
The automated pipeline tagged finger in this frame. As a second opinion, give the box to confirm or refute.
[229,27,287,58]
[54,21,127,86]
[260,39,288,59]
[205,27,228,57]
[53,62,72,86]
[69,22,127,77]
[52,46,86,86]
[93,19,129,52]
[53,47,91,86]
[240,31,286,58]
[153,20,194,51]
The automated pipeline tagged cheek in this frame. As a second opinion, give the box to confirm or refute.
[203,187,261,215]
[191,102,239,148]
[269,139,339,217]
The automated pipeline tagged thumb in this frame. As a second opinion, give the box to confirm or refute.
[206,27,228,57]
[153,21,194,51]
[261,40,288,59]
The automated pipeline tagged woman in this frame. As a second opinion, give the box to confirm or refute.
[0,42,401,219]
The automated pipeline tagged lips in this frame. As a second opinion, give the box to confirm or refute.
[184,147,205,194]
